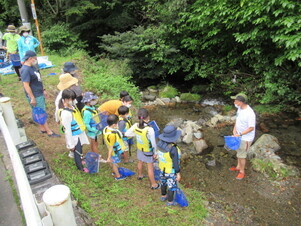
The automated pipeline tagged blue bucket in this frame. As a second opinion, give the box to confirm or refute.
[95,113,108,131]
[10,54,21,67]
[148,120,160,138]
[224,136,241,150]
[32,107,48,125]
[85,152,100,174]
[175,188,189,207]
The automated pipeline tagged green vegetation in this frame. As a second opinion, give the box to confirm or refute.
[180,93,201,102]
[53,153,207,225]
[251,158,296,180]
[159,85,178,98]
[253,105,283,114]
[223,105,233,113]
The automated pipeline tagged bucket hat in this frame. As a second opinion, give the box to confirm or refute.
[6,25,16,32]
[63,62,78,73]
[159,125,182,143]
[230,93,248,103]
[19,25,30,34]
[57,73,78,91]
[23,50,37,61]
[82,92,98,103]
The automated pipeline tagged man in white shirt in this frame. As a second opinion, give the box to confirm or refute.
[229,93,256,180]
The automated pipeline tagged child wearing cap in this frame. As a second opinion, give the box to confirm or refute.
[157,125,182,206]
[81,92,106,163]
[103,114,128,180]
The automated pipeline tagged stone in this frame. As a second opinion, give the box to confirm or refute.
[161,98,171,103]
[175,96,181,103]
[203,106,219,116]
[143,94,156,101]
[193,139,208,154]
[167,118,184,128]
[248,134,281,159]
[259,122,269,133]
[147,86,159,93]
[155,98,165,106]
[182,125,193,144]
[197,118,207,126]
[193,131,203,139]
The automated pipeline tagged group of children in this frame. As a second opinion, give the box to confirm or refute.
[57,88,182,206]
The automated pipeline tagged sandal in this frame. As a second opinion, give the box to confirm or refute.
[151,184,160,190]
[229,166,240,171]
[137,175,146,180]
[236,172,245,180]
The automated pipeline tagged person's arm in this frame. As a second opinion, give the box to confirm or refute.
[107,145,113,163]
[233,122,237,136]
[124,123,136,137]
[106,133,116,162]
[83,110,98,133]
[147,127,157,154]
[61,110,75,149]
[118,120,126,136]
[170,146,181,181]
[22,82,36,106]
[33,36,40,49]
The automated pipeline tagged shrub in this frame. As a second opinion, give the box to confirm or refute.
[223,105,233,113]
[253,105,282,114]
[159,85,178,98]
[180,93,201,102]
[42,23,87,54]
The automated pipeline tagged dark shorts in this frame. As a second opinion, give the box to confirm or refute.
[160,172,177,191]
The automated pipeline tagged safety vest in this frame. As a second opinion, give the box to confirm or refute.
[103,126,127,156]
[158,143,181,174]
[58,107,86,136]
[81,106,98,128]
[118,116,132,140]
[133,124,153,153]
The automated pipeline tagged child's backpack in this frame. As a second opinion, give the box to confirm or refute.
[58,107,86,135]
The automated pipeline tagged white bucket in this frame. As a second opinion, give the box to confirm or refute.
[42,185,76,226]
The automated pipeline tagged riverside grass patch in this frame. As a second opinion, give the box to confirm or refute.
[53,153,207,225]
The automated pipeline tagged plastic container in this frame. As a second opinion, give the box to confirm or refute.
[175,188,189,207]
[32,107,48,125]
[224,136,241,150]
[148,120,160,138]
[153,161,161,181]
[85,152,100,174]
[95,113,108,131]
[118,167,135,177]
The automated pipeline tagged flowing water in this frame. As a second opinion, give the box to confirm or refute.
[147,103,301,225]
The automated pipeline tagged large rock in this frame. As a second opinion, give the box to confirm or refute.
[161,98,171,103]
[193,139,208,154]
[167,118,184,128]
[143,94,156,101]
[155,98,165,106]
[182,125,193,144]
[248,134,281,159]
[203,106,219,117]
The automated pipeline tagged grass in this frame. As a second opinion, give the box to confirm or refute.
[180,93,201,102]
[159,85,178,98]
[251,158,296,180]
[0,52,207,225]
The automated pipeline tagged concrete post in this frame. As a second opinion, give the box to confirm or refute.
[43,185,76,226]
[17,0,29,23]
[0,97,22,145]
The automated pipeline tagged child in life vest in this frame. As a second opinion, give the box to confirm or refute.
[103,114,127,180]
[118,106,134,163]
[81,92,106,163]
[157,125,181,206]
[125,108,160,189]
[58,89,89,173]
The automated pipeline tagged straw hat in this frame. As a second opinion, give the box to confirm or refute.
[57,73,78,91]
[18,25,30,34]
[6,25,16,32]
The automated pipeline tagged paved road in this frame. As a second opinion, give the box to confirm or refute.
[0,131,23,226]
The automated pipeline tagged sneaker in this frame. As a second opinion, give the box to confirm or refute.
[166,201,178,206]
[115,175,127,181]
[48,132,61,138]
[151,184,160,190]
[68,151,74,158]
[229,167,240,171]
[83,168,89,173]
[160,196,167,201]
[236,172,245,180]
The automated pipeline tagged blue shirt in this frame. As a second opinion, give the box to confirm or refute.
[21,65,44,98]
[17,36,40,61]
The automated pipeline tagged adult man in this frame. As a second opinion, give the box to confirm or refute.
[21,50,60,137]
[2,25,21,79]
[229,93,256,180]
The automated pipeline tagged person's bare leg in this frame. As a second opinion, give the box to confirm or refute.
[40,121,53,135]
[239,158,246,174]
[147,162,157,187]
[112,164,121,178]
[137,160,143,178]
[90,139,99,154]
[124,151,129,162]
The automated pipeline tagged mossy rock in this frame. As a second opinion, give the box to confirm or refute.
[180,93,201,102]
[159,85,178,98]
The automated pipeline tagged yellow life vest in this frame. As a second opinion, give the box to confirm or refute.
[58,107,86,136]
[158,144,181,174]
[81,106,99,127]
[134,124,153,153]
[103,126,127,156]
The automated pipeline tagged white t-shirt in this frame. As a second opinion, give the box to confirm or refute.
[235,105,256,142]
